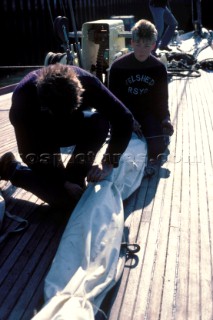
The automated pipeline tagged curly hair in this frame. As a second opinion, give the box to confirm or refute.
[36,63,84,115]
[131,19,158,43]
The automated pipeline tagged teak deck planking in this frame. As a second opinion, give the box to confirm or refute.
[106,68,213,320]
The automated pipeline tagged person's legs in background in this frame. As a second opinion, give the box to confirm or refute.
[159,6,178,49]
[149,5,165,49]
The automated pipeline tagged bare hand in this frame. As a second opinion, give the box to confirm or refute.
[86,163,113,182]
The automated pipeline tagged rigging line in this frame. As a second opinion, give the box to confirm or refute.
[59,0,66,16]
[47,0,54,26]
[196,0,202,25]
[191,0,195,23]
[67,0,83,68]
[167,0,171,11]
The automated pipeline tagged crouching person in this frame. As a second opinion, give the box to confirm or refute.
[0,63,134,212]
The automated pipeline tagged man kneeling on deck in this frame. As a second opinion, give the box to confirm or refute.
[0,64,134,211]
[109,19,174,175]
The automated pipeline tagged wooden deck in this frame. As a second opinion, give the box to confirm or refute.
[0,49,213,319]
[106,69,213,320]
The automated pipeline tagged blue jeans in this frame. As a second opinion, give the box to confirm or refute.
[149,5,178,48]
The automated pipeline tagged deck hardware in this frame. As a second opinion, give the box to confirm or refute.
[121,242,140,254]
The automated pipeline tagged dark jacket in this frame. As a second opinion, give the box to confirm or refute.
[10,66,134,170]
[109,52,170,125]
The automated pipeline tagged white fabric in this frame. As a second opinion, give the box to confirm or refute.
[32,134,147,320]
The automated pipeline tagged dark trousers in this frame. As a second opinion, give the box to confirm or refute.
[11,111,109,210]
[149,5,178,48]
[140,114,169,160]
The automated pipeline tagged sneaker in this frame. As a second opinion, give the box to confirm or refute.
[0,152,18,180]
[159,45,172,52]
